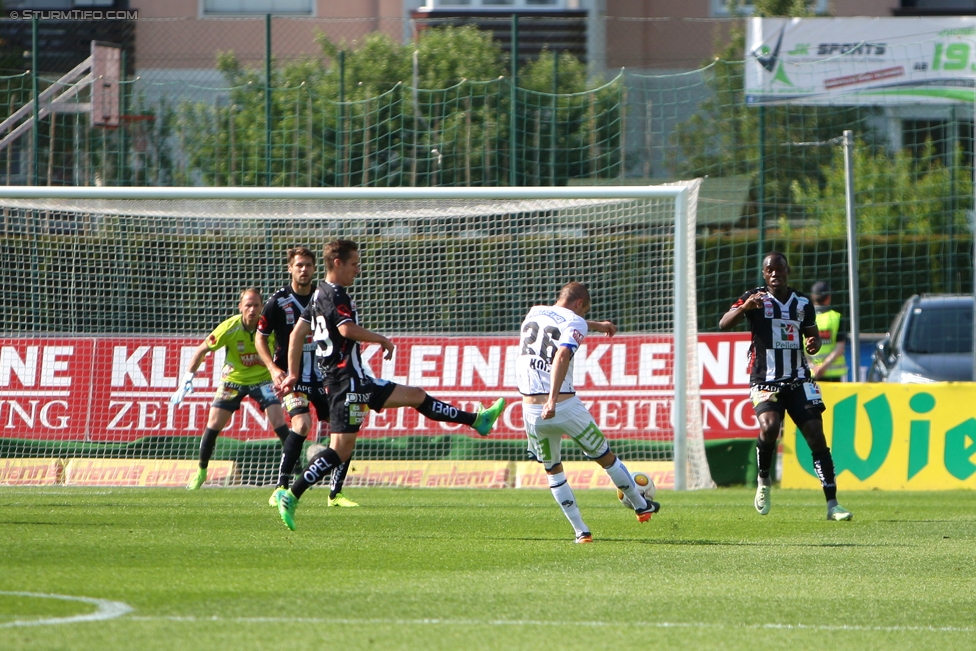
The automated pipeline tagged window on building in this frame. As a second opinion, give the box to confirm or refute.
[711,0,828,16]
[202,0,314,15]
[423,0,565,8]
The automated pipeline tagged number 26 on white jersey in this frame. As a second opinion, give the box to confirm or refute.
[521,321,560,364]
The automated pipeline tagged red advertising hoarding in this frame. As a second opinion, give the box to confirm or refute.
[0,333,756,442]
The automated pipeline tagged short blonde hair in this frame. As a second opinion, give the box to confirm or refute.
[239,287,262,303]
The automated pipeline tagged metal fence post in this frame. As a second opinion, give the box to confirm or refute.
[509,13,518,187]
[843,129,861,381]
[31,15,38,186]
[265,13,272,187]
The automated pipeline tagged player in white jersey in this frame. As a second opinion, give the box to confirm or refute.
[516,281,660,544]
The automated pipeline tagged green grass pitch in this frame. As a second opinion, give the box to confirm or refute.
[1,486,974,650]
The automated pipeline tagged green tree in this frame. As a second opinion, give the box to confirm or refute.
[791,140,972,237]
[670,0,872,223]
[175,27,620,187]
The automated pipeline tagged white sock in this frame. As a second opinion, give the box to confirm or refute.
[604,458,647,510]
[548,472,588,535]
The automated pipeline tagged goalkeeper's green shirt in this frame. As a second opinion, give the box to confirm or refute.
[206,315,274,386]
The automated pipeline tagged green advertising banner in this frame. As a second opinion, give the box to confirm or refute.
[783,384,976,490]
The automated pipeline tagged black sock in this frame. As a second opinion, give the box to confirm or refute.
[276,431,307,489]
[291,447,342,499]
[198,428,220,469]
[417,394,476,426]
[330,454,351,498]
[755,436,776,480]
[812,447,838,502]
[273,425,291,445]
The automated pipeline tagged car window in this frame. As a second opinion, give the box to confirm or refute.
[904,305,974,354]
[888,301,910,341]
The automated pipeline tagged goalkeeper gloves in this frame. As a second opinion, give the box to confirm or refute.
[170,371,196,405]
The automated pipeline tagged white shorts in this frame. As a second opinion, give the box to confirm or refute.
[523,395,610,470]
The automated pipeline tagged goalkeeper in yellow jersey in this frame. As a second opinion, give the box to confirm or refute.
[171,287,293,490]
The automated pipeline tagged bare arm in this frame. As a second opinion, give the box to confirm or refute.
[170,340,210,404]
[719,292,765,331]
[184,340,211,375]
[338,321,395,360]
[278,319,312,395]
[542,346,573,420]
[255,332,284,385]
[803,324,821,356]
[586,320,617,337]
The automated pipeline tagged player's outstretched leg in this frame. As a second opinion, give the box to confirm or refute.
[473,398,506,436]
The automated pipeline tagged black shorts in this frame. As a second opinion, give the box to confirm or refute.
[326,376,398,434]
[212,380,280,413]
[749,379,825,428]
[282,382,330,423]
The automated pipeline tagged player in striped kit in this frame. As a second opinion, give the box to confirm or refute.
[257,246,357,509]
[516,281,660,544]
[273,239,505,531]
[719,252,852,521]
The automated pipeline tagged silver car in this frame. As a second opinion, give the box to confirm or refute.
[867,294,974,383]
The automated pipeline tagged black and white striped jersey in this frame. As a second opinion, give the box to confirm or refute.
[299,280,366,385]
[257,285,323,385]
[733,286,816,385]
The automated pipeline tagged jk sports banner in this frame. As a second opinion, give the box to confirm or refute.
[746,17,976,105]
[783,384,976,490]
[0,333,757,442]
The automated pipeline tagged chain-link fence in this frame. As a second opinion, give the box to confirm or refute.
[1,15,973,332]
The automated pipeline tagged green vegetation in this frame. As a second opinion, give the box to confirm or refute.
[1,487,974,650]
[166,26,623,188]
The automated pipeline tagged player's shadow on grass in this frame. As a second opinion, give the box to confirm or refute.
[565,538,883,548]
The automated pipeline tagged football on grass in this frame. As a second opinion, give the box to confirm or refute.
[617,471,656,508]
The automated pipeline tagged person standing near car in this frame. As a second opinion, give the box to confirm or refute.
[719,252,853,521]
[807,281,848,383]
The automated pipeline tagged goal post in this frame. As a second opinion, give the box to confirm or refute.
[0,184,713,490]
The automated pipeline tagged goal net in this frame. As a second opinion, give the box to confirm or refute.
[0,185,713,490]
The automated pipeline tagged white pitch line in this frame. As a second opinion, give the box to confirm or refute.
[0,591,133,628]
[124,616,974,634]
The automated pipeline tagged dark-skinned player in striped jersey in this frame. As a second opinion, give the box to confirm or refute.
[257,246,358,510]
[274,239,506,531]
[719,251,853,521]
